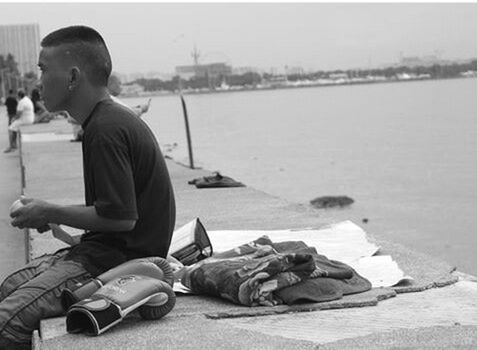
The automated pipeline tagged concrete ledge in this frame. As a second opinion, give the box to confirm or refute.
[18,121,477,349]
[37,314,319,350]
[37,288,395,342]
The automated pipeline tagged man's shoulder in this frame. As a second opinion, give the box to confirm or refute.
[87,101,144,140]
[96,98,138,120]
[110,95,134,112]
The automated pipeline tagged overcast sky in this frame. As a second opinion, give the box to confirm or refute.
[1,2,477,75]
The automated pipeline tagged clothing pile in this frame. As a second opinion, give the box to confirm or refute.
[181,236,371,306]
[188,172,245,188]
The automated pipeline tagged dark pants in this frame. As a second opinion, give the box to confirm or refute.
[0,249,91,348]
[7,114,15,126]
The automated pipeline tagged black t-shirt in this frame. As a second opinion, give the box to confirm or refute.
[5,97,17,115]
[65,98,176,276]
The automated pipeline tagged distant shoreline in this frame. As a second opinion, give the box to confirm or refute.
[120,75,476,99]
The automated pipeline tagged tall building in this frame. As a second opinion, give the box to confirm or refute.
[0,23,40,76]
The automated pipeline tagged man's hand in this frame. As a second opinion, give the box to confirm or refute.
[10,197,53,230]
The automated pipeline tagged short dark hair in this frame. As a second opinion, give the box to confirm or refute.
[17,89,25,98]
[41,25,112,87]
[8,89,13,94]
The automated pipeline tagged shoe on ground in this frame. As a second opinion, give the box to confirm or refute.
[3,147,17,153]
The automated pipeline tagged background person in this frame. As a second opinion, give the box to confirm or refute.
[4,89,34,153]
[4,89,17,126]
[31,88,52,123]
[30,88,42,116]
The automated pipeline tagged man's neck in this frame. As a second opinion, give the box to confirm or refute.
[67,86,110,125]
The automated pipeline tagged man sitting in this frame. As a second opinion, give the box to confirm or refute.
[1,25,176,349]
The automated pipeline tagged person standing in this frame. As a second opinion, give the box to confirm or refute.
[0,25,175,348]
[4,90,17,126]
[4,89,34,153]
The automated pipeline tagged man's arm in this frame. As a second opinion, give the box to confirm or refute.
[10,197,136,232]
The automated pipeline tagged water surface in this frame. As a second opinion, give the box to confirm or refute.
[125,78,477,274]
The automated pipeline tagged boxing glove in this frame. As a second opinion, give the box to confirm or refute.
[61,257,174,311]
[66,275,176,336]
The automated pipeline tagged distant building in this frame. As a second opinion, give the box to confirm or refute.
[0,23,40,76]
[461,70,477,78]
[399,55,445,68]
[175,63,232,79]
[232,66,259,75]
[145,71,174,81]
[124,72,147,82]
[285,66,305,76]
[117,71,174,83]
[174,65,196,80]
[329,73,349,80]
[120,83,145,95]
[268,67,285,76]
[263,75,288,88]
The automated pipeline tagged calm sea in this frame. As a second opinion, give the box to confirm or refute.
[125,78,477,275]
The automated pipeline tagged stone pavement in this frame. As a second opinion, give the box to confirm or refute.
[10,119,477,349]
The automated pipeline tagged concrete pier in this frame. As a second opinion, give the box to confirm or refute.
[0,111,27,282]
[4,117,477,349]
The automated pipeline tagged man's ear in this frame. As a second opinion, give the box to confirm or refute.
[69,67,81,90]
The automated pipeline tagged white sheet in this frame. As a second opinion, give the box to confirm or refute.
[205,220,409,288]
[208,220,378,263]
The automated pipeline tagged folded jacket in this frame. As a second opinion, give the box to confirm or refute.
[181,236,371,306]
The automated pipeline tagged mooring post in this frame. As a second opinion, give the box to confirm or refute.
[180,93,194,169]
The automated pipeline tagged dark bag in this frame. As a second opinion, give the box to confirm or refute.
[169,218,213,265]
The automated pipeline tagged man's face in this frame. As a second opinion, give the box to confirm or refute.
[38,46,71,112]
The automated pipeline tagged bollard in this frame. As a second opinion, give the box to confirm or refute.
[180,94,194,169]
